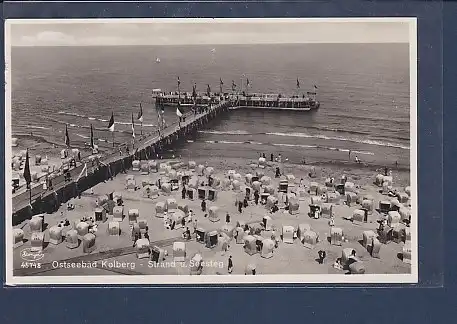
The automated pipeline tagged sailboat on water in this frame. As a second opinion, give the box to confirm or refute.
[156,57,161,63]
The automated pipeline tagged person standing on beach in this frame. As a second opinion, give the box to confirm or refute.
[226,213,231,224]
[201,199,206,212]
[270,153,274,162]
[254,190,259,205]
[348,150,352,160]
[182,185,186,199]
[228,256,233,274]
[238,201,243,213]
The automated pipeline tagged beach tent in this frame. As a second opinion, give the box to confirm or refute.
[341,248,357,267]
[310,195,322,206]
[186,188,197,200]
[210,177,221,189]
[387,211,401,227]
[113,191,123,204]
[12,159,21,171]
[149,160,158,173]
[349,262,366,274]
[161,182,172,195]
[138,219,148,234]
[150,246,167,263]
[390,198,401,211]
[83,233,96,253]
[344,182,355,193]
[288,197,300,215]
[245,263,257,275]
[65,230,79,249]
[258,157,266,167]
[221,178,231,190]
[362,199,374,214]
[245,173,253,185]
[173,242,186,262]
[264,185,275,195]
[402,242,412,264]
[244,186,253,200]
[325,177,334,188]
[261,239,275,258]
[405,186,411,197]
[379,200,391,213]
[140,162,149,175]
[76,222,89,237]
[370,237,381,258]
[12,137,18,147]
[232,180,241,191]
[235,227,245,244]
[31,171,39,182]
[190,253,203,275]
[188,161,196,170]
[266,195,278,210]
[166,198,178,210]
[221,224,235,238]
[397,192,409,204]
[399,207,411,224]
[197,164,205,176]
[383,175,393,186]
[321,203,333,219]
[309,182,319,195]
[244,235,258,255]
[263,216,273,231]
[286,174,296,185]
[206,231,219,249]
[126,179,136,192]
[49,225,63,245]
[208,188,218,201]
[260,176,271,186]
[108,221,120,236]
[391,224,404,244]
[403,227,411,243]
[362,230,376,249]
[169,210,186,230]
[13,229,24,248]
[136,238,150,259]
[60,149,67,159]
[296,188,307,201]
[317,185,328,195]
[325,192,339,204]
[297,223,311,241]
[188,176,199,189]
[346,192,358,206]
[209,206,220,222]
[178,202,189,215]
[302,230,318,249]
[132,160,141,171]
[29,215,44,233]
[251,181,261,192]
[227,169,236,179]
[128,209,139,224]
[279,178,288,193]
[30,232,45,252]
[35,155,42,166]
[330,227,343,246]
[308,204,321,219]
[205,167,215,176]
[282,225,294,244]
[375,174,384,187]
[352,209,365,224]
[113,206,124,222]
[94,207,107,222]
[195,228,207,244]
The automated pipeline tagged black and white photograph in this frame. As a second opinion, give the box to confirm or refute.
[5,18,417,284]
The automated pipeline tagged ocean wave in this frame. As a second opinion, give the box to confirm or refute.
[202,140,374,155]
[57,111,155,127]
[198,130,409,150]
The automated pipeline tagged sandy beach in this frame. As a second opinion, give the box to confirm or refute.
[12,155,411,276]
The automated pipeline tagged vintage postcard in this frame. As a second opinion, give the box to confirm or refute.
[5,18,417,285]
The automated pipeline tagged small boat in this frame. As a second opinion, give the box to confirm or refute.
[156,57,161,63]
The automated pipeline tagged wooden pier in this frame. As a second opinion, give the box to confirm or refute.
[11,91,319,223]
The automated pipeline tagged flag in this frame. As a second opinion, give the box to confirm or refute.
[192,83,197,98]
[23,149,31,187]
[137,103,143,122]
[176,106,183,118]
[65,124,70,147]
[90,124,94,149]
[296,78,300,89]
[107,112,114,132]
[131,113,135,138]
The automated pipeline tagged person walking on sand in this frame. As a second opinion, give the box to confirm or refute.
[226,213,231,224]
[201,199,206,212]
[182,185,186,199]
[238,201,243,213]
[317,250,326,264]
[254,190,259,205]
[228,256,233,274]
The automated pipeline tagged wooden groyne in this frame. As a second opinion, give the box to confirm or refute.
[12,100,231,225]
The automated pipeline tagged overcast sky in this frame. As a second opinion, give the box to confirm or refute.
[9,19,412,46]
